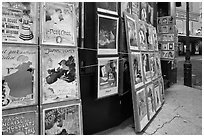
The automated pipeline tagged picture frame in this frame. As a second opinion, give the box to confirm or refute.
[2,2,38,44]
[97,14,119,55]
[146,24,154,51]
[97,57,119,99]
[42,102,82,135]
[161,43,168,50]
[138,20,148,51]
[40,2,76,46]
[141,53,151,83]
[154,81,162,111]
[167,34,174,41]
[168,16,174,24]
[168,25,175,33]
[159,77,165,103]
[96,2,118,15]
[140,2,147,22]
[148,4,154,25]
[168,42,174,50]
[146,83,156,120]
[154,53,162,76]
[2,45,38,110]
[149,53,157,80]
[41,46,80,104]
[152,27,158,51]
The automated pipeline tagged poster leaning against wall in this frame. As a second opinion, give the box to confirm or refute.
[41,46,80,104]
[2,2,38,44]
[2,45,38,109]
[41,2,76,46]
[98,57,119,98]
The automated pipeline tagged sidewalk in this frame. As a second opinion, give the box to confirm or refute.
[95,84,202,135]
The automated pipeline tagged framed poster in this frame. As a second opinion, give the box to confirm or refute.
[146,83,156,120]
[98,57,119,99]
[146,24,154,51]
[132,2,140,17]
[168,42,174,50]
[2,45,37,109]
[42,103,82,135]
[159,77,165,103]
[97,14,119,55]
[149,53,157,80]
[131,52,144,89]
[2,2,38,44]
[152,27,158,51]
[121,2,131,15]
[41,2,76,46]
[154,53,162,76]
[138,20,147,51]
[148,4,154,25]
[124,12,139,51]
[141,53,151,83]
[41,46,80,104]
[2,110,38,135]
[154,81,162,111]
[161,43,168,50]
[140,2,147,22]
[161,51,174,59]
[96,2,118,15]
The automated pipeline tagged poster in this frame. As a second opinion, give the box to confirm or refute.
[43,103,82,135]
[132,2,140,17]
[152,27,158,51]
[146,83,155,120]
[124,13,139,51]
[131,52,144,89]
[41,2,76,46]
[148,4,154,25]
[121,2,131,15]
[146,24,154,51]
[97,2,118,15]
[98,57,119,98]
[2,45,37,109]
[98,14,119,55]
[154,53,162,76]
[2,2,38,44]
[154,82,162,111]
[168,42,174,50]
[161,51,174,59]
[140,2,147,22]
[137,20,147,51]
[141,53,151,83]
[2,111,38,135]
[161,43,168,50]
[159,77,165,103]
[41,47,79,104]
[149,53,157,80]
[136,88,148,130]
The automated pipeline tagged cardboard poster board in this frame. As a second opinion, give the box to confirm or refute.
[40,2,76,46]
[96,2,118,15]
[2,2,38,44]
[97,14,119,55]
[97,57,119,98]
[41,46,80,104]
[2,45,38,109]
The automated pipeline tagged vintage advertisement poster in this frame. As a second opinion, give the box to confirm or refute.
[43,103,82,135]
[41,2,76,46]
[137,20,147,51]
[41,47,79,104]
[98,57,119,98]
[2,111,38,135]
[2,45,37,109]
[97,2,118,15]
[98,14,119,55]
[124,13,139,51]
[2,2,38,44]
[146,83,156,120]
[131,52,144,89]
[141,53,151,83]
[154,82,162,111]
[136,88,148,130]
[149,53,157,80]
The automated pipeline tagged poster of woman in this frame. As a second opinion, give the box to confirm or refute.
[2,2,38,44]
[43,103,82,135]
[2,45,37,109]
[41,2,76,46]
[41,47,79,104]
[98,14,119,55]
[97,2,118,15]
[146,83,156,120]
[98,57,119,98]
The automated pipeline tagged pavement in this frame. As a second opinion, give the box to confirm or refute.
[95,84,202,135]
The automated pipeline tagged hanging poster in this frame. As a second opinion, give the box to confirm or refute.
[97,2,118,15]
[2,45,37,109]
[2,2,38,44]
[98,57,119,98]
[131,52,144,89]
[98,14,119,55]
[146,83,156,120]
[149,53,157,80]
[138,20,147,51]
[41,2,76,46]
[124,13,139,51]
[136,88,148,130]
[2,111,38,135]
[43,103,82,135]
[141,53,151,83]
[121,2,131,15]
[140,2,147,22]
[154,81,162,111]
[41,47,79,104]
[132,2,140,18]
[152,27,158,51]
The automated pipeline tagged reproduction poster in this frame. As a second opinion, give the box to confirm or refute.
[146,83,155,120]
[43,103,82,135]
[124,13,139,51]
[138,20,147,51]
[152,27,158,51]
[98,14,119,55]
[136,88,148,130]
[98,57,119,98]
[41,2,76,46]
[41,47,79,104]
[132,2,140,18]
[2,111,38,135]
[131,52,144,89]
[2,2,38,44]
[154,82,162,111]
[141,53,151,83]
[149,53,157,80]
[121,2,131,15]
[2,45,37,109]
[97,2,118,15]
